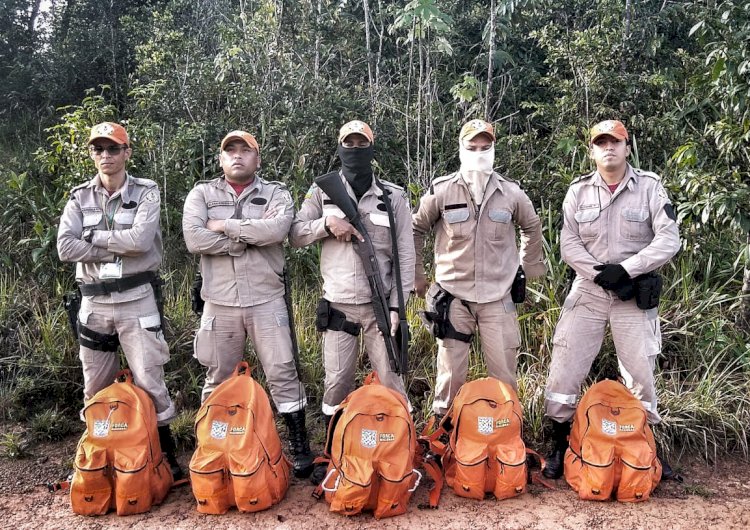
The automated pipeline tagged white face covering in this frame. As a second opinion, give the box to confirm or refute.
[459,143,495,204]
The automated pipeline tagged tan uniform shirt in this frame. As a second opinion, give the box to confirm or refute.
[183,176,293,307]
[561,164,680,280]
[289,173,415,304]
[57,173,163,303]
[412,171,545,304]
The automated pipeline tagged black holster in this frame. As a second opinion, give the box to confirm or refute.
[63,288,82,339]
[78,322,120,352]
[511,266,526,303]
[150,275,165,327]
[191,272,205,315]
[315,298,361,336]
[420,285,473,343]
[634,272,662,310]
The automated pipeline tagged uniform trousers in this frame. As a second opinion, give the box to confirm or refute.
[432,295,521,415]
[194,298,306,413]
[544,280,662,424]
[79,291,175,425]
[322,302,408,416]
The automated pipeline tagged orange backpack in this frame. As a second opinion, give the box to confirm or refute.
[189,361,290,514]
[314,373,438,519]
[425,377,529,502]
[564,379,662,502]
[70,370,173,516]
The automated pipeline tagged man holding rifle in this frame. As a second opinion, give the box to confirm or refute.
[290,120,415,482]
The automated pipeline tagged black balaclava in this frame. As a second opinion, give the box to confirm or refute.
[338,144,374,200]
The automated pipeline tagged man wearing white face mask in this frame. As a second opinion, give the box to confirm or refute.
[412,119,545,417]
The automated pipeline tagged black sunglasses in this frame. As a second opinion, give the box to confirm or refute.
[89,145,128,155]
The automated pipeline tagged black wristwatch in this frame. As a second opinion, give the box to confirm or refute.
[82,228,94,243]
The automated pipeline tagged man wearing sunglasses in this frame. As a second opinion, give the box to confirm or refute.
[57,122,182,479]
[412,119,545,420]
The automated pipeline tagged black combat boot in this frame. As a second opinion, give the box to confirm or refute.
[656,441,684,482]
[542,420,570,479]
[157,425,184,481]
[310,414,333,486]
[281,409,316,479]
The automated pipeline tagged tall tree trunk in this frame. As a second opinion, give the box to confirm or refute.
[485,0,495,119]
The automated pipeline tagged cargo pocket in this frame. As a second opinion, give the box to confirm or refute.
[329,455,374,516]
[577,440,615,501]
[452,439,488,500]
[189,447,230,514]
[491,442,527,500]
[374,461,416,519]
[139,313,169,366]
[193,315,217,368]
[228,452,274,513]
[71,445,112,516]
[617,443,657,502]
[113,446,152,515]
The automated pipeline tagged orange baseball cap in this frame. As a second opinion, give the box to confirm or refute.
[460,119,495,143]
[590,120,629,143]
[338,120,374,144]
[221,130,259,152]
[88,122,129,145]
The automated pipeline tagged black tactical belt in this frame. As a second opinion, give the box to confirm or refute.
[79,271,157,296]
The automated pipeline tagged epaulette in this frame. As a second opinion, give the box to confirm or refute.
[633,168,661,181]
[263,178,289,190]
[192,176,220,188]
[379,179,404,192]
[130,176,158,188]
[428,172,457,194]
[570,171,596,185]
[70,181,89,194]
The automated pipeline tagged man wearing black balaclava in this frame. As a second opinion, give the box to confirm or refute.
[290,120,415,484]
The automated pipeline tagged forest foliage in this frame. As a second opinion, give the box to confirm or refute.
[0,0,748,456]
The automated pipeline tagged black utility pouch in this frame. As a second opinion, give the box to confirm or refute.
[511,266,526,303]
[191,272,205,315]
[634,272,662,310]
[315,298,330,332]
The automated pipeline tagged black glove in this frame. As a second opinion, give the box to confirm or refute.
[593,264,629,290]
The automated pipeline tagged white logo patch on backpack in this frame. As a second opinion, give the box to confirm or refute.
[211,420,228,440]
[361,428,377,448]
[93,419,109,437]
[478,416,494,435]
[602,418,617,436]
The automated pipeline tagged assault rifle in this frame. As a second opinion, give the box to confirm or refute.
[314,171,408,375]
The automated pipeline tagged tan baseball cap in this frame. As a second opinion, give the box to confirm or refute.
[88,122,129,145]
[338,120,374,144]
[460,119,495,142]
[590,120,629,143]
[221,130,259,152]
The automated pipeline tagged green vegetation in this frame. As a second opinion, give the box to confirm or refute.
[0,0,748,460]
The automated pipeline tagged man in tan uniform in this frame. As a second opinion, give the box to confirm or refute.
[57,122,181,478]
[542,120,681,479]
[412,119,545,417]
[183,130,314,478]
[290,120,415,482]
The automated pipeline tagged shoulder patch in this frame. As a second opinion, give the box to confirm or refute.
[143,190,160,203]
[663,203,676,221]
[304,183,319,200]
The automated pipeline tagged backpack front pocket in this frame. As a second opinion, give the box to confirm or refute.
[189,447,230,514]
[113,446,152,515]
[71,445,112,516]
[329,455,374,516]
[228,452,274,513]
[491,443,527,500]
[617,443,657,502]
[374,461,417,519]
[577,441,615,501]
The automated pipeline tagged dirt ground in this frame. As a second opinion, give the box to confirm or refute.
[1,434,749,530]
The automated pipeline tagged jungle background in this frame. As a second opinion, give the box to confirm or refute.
[0,0,748,463]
